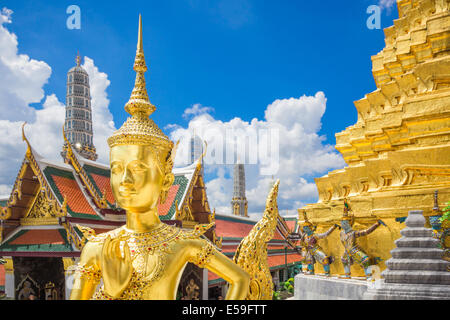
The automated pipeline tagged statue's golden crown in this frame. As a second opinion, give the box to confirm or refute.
[298,209,313,227]
[107,15,173,154]
[342,199,354,222]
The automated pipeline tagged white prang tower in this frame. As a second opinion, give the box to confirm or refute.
[231,162,248,217]
[189,131,204,176]
[62,53,98,161]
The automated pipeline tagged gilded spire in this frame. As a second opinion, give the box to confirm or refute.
[108,15,173,156]
[124,14,155,117]
[76,51,81,66]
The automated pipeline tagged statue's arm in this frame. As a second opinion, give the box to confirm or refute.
[315,224,338,239]
[188,239,250,300]
[69,241,101,300]
[355,221,381,238]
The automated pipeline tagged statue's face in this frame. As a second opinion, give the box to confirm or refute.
[341,220,352,232]
[303,226,313,235]
[110,144,172,212]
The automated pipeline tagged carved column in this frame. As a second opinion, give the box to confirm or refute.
[3,257,14,299]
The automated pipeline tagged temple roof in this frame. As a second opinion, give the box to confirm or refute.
[0,226,75,255]
[43,165,101,219]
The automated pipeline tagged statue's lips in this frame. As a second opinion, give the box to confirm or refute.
[118,187,137,197]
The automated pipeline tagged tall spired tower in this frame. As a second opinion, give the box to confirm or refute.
[231,162,248,217]
[62,53,98,161]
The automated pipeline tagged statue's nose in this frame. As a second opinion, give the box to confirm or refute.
[121,168,134,185]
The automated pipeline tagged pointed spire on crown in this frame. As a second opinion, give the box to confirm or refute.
[298,209,312,227]
[108,14,174,158]
[124,14,155,117]
[342,198,354,223]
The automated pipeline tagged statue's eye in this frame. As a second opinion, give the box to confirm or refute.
[111,163,123,174]
[131,162,147,172]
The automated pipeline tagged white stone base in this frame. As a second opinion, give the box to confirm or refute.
[364,279,450,300]
[293,274,368,300]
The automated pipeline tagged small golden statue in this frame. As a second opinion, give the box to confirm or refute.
[184,279,200,300]
[339,200,385,279]
[298,210,339,276]
[69,15,250,300]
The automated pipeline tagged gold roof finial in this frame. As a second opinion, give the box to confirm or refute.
[107,15,174,158]
[76,51,81,66]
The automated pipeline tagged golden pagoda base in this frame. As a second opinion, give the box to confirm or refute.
[301,0,450,278]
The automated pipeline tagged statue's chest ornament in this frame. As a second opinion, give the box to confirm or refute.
[93,223,213,300]
[123,225,182,291]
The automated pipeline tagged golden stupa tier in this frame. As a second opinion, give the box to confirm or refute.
[302,0,450,277]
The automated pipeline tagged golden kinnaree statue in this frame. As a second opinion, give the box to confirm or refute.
[69,15,251,300]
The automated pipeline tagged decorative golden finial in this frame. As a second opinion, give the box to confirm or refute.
[21,122,32,158]
[76,51,81,66]
[107,14,173,157]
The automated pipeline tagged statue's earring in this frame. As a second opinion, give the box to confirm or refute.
[160,190,168,204]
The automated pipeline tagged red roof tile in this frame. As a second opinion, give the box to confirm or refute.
[267,254,303,268]
[0,264,4,287]
[90,173,115,204]
[208,270,220,281]
[215,218,255,238]
[52,175,96,215]
[9,229,65,245]
[157,184,180,216]
[285,220,297,230]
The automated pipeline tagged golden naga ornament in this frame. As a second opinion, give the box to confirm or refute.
[69,15,251,300]
[234,180,280,300]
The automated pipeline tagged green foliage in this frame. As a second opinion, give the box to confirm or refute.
[272,277,296,299]
[440,202,450,223]
[282,278,295,294]
[272,291,281,300]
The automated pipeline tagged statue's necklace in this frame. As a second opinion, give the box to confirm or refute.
[123,224,183,255]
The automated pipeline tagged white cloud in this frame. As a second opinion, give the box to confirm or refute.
[182,103,214,119]
[82,57,116,163]
[378,0,396,11]
[0,8,115,197]
[168,92,345,219]
[0,8,52,122]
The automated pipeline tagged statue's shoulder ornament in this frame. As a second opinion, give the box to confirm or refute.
[178,222,214,240]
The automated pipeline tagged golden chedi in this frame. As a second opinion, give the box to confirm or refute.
[300,0,450,277]
[69,15,250,300]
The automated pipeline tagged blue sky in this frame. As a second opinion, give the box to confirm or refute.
[0,0,398,217]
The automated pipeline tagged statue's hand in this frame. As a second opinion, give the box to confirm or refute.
[101,233,133,298]
[378,219,386,227]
